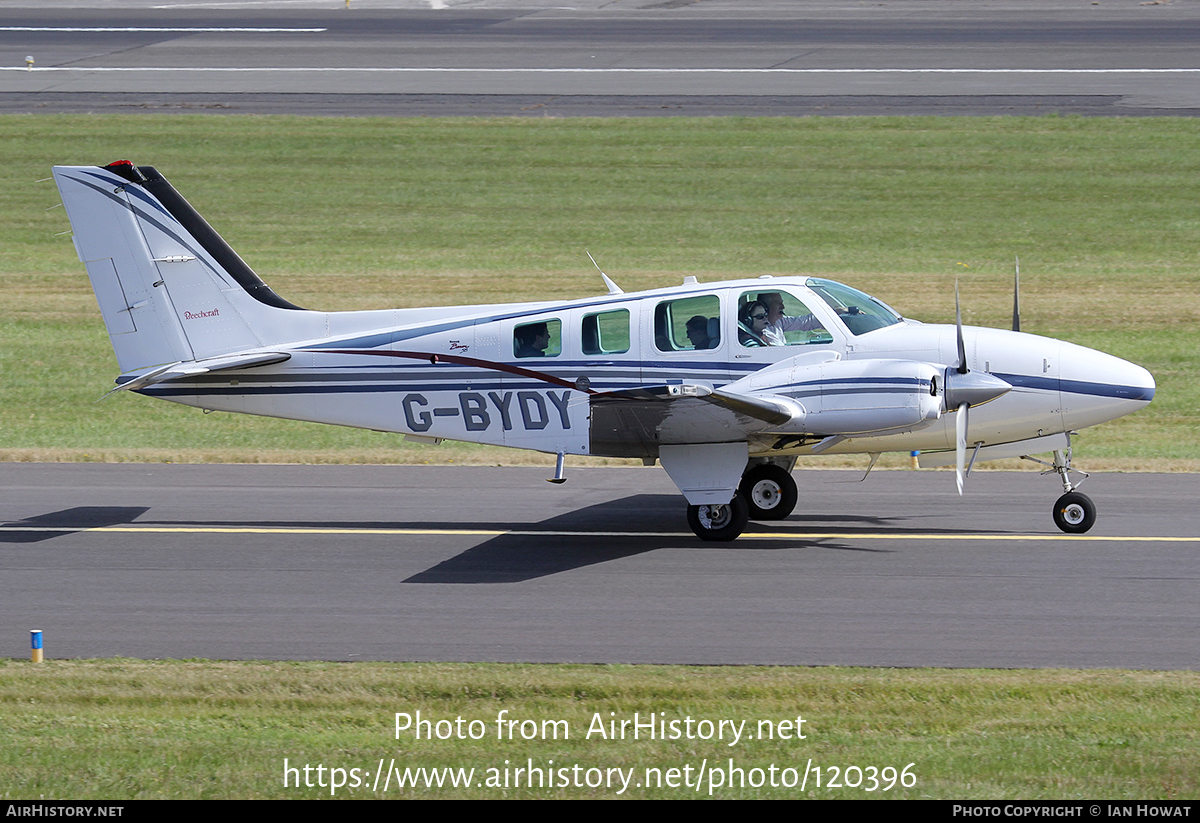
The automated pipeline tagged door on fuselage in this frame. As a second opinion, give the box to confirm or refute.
[493,313,590,455]
[647,291,732,387]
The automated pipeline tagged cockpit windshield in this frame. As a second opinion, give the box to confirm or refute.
[805,278,902,336]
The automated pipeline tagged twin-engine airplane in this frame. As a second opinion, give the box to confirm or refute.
[52,161,1155,541]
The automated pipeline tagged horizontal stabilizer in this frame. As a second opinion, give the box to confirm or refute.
[106,351,291,397]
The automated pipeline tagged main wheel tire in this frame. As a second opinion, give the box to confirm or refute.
[686,492,750,542]
[739,464,798,520]
[1052,491,1096,534]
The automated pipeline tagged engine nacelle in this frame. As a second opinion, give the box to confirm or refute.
[734,354,943,435]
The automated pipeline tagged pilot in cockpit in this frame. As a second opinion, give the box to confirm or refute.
[757,291,828,346]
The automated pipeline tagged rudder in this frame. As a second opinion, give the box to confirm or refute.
[52,161,304,374]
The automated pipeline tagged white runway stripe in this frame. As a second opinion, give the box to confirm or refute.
[0,26,327,33]
[4,66,1199,73]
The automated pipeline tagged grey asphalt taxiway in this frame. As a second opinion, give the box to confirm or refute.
[3,0,1200,116]
[3,463,1198,668]
[4,3,1198,669]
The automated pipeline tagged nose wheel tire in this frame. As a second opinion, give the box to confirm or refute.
[739,464,798,520]
[687,492,750,541]
[1053,491,1096,534]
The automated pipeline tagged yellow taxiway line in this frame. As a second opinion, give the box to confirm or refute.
[1,525,1197,542]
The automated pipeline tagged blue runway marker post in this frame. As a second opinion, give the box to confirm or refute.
[910,450,920,470]
[31,629,43,663]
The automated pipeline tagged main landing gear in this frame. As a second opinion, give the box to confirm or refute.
[687,493,750,542]
[685,462,799,541]
[739,463,799,521]
[1023,441,1096,534]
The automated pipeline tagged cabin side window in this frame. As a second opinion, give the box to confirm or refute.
[654,294,720,352]
[737,288,833,348]
[582,309,630,355]
[513,319,561,358]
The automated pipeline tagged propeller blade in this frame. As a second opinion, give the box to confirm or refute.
[955,402,969,495]
[1012,256,1021,333]
[955,280,968,374]
[943,281,1013,413]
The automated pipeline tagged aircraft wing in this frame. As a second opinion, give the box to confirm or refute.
[599,383,798,424]
[588,350,954,458]
[588,382,805,457]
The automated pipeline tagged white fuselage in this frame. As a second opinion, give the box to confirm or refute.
[51,161,1156,537]
[139,276,1155,461]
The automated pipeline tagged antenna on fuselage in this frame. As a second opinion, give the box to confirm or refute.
[586,250,623,295]
[1012,256,1021,332]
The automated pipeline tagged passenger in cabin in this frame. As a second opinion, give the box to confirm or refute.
[738,301,769,347]
[685,315,716,350]
[515,322,550,357]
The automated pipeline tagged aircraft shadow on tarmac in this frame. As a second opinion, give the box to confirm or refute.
[2,497,1005,582]
[400,495,921,584]
[0,506,151,543]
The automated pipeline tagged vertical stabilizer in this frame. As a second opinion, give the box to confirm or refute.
[52,161,305,374]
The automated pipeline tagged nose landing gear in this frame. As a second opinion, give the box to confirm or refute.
[1022,438,1096,534]
[1053,490,1096,534]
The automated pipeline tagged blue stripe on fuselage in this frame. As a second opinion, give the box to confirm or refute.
[993,372,1154,402]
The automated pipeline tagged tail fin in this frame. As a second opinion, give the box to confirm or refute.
[52,161,305,374]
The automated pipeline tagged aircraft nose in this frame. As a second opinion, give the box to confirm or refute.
[1060,343,1155,430]
[1114,356,1156,402]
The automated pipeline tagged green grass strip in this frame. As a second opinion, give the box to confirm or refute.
[1,660,1197,799]
[2,115,1196,467]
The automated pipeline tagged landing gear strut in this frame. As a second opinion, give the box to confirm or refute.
[1023,439,1096,534]
[686,492,749,541]
[739,463,798,521]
